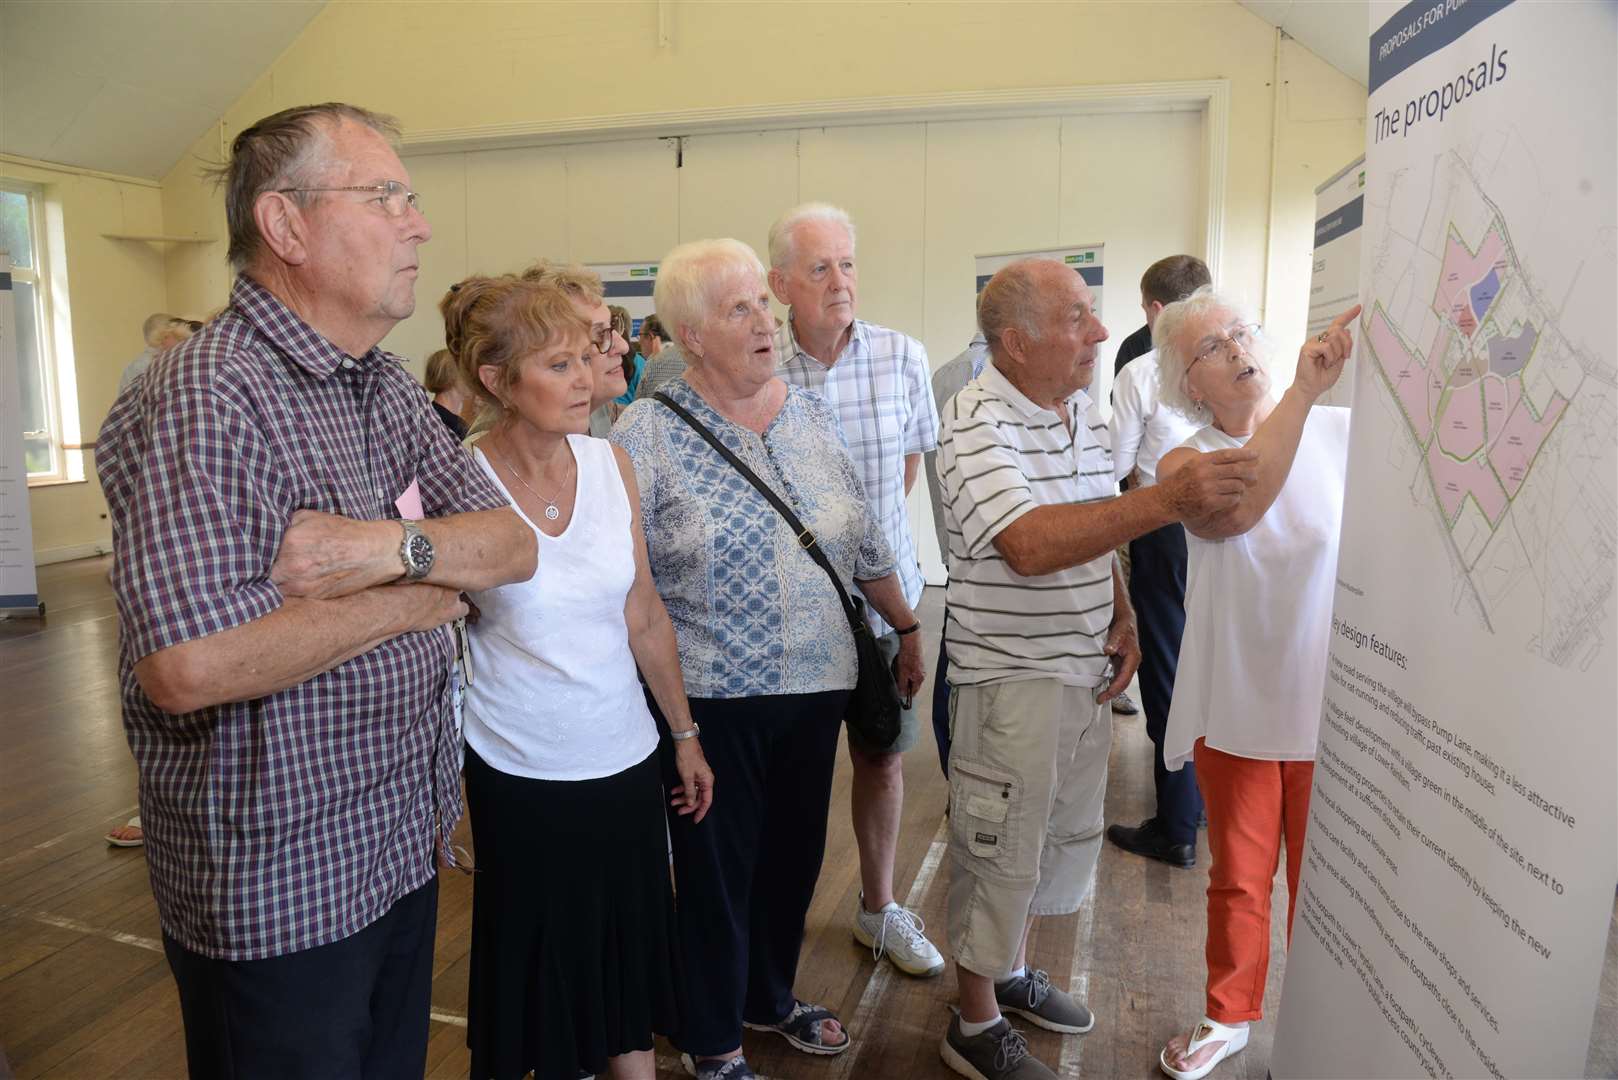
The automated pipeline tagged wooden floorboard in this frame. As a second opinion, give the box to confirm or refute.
[1,557,1613,1078]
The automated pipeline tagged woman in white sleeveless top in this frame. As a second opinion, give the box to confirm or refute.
[1149,287,1361,1080]
[441,275,713,1080]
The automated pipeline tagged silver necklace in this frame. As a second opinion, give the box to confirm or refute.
[488,438,572,521]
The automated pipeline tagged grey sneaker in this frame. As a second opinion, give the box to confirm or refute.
[940,1016,1057,1080]
[852,894,945,976]
[995,969,1094,1034]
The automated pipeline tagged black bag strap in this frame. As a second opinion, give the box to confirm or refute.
[654,392,866,634]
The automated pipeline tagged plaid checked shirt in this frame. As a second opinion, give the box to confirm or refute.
[97,275,506,961]
[776,317,939,636]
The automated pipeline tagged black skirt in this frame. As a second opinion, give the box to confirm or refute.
[464,746,679,1080]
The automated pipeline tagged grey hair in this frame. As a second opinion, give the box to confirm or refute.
[653,238,768,356]
[977,258,1067,361]
[767,202,856,269]
[1153,285,1269,416]
[206,102,401,271]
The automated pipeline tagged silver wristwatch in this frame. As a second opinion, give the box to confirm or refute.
[398,520,435,580]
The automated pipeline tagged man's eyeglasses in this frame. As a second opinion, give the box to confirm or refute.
[277,179,421,218]
[1189,323,1261,370]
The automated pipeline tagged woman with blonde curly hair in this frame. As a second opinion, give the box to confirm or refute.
[440,275,713,1080]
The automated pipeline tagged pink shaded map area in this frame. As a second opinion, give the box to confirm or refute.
[1437,381,1485,459]
[1428,438,1509,525]
[1433,225,1505,339]
[1493,393,1568,496]
[1481,373,1520,443]
[1369,307,1434,442]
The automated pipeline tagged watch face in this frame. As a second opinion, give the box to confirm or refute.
[407,532,434,570]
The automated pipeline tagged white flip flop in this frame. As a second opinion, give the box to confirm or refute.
[105,816,144,848]
[1159,1016,1249,1080]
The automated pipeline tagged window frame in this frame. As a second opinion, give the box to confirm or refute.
[2,181,66,485]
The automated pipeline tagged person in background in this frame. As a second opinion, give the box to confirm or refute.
[609,304,645,410]
[1104,254,1213,870]
[1153,290,1358,1080]
[116,314,194,393]
[96,102,536,1078]
[612,238,925,1080]
[921,331,990,779]
[638,313,667,364]
[423,347,473,440]
[769,202,945,979]
[936,258,1258,1080]
[634,313,690,401]
[441,274,712,1080]
[521,262,631,437]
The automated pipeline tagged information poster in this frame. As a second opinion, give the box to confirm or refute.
[586,261,659,339]
[1309,157,1366,408]
[0,253,42,615]
[1272,1,1616,1076]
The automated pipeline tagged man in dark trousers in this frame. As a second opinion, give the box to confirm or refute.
[1105,255,1212,867]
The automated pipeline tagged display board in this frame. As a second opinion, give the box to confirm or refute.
[1309,157,1366,408]
[974,244,1103,308]
[585,261,659,339]
[1272,1,1617,1076]
[0,254,41,616]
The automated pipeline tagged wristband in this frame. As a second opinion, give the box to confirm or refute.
[894,622,921,636]
[670,724,701,742]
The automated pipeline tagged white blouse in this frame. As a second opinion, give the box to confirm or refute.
[1164,406,1350,769]
[463,435,658,781]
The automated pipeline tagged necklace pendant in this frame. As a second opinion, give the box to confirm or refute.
[544,504,560,521]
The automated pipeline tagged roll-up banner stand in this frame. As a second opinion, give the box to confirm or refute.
[1271,1,1617,1075]
[0,252,43,618]
[1309,156,1366,409]
[586,262,659,339]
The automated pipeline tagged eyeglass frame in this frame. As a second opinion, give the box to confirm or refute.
[588,324,624,356]
[1187,322,1262,373]
[275,179,421,218]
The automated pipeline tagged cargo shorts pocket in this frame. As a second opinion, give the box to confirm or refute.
[950,758,1023,875]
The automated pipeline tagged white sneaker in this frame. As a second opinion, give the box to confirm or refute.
[852,894,945,977]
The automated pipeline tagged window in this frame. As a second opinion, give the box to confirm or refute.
[0,184,63,481]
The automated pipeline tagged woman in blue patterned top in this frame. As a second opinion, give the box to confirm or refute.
[612,238,927,1080]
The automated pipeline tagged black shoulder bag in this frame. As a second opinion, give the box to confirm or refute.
[654,392,901,748]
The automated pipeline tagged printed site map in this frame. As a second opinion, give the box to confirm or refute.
[1359,148,1616,669]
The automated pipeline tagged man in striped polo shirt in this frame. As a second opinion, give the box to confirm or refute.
[936,259,1258,1080]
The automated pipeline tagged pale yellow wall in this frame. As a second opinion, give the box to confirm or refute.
[163,0,1368,347]
[1,158,171,559]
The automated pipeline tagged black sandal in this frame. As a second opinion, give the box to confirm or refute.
[743,1000,851,1056]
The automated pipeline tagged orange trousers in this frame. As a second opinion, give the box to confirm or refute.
[1193,738,1315,1024]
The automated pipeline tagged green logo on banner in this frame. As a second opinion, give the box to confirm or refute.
[630,267,650,277]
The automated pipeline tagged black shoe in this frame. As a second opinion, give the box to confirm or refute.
[1105,818,1195,868]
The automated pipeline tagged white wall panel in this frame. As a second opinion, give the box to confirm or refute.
[465,144,568,277]
[677,129,799,269]
[1057,110,1204,404]
[922,117,1063,371]
[564,139,677,265]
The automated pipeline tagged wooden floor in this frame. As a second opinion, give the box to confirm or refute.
[1,557,1614,1079]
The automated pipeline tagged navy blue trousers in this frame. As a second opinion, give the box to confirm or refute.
[653,690,847,1057]
[163,876,439,1080]
[1129,521,1203,846]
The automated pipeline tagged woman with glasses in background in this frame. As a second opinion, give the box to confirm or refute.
[441,274,713,1080]
[1150,287,1360,1080]
[522,262,634,437]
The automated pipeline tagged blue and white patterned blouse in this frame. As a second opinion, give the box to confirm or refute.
[611,376,896,699]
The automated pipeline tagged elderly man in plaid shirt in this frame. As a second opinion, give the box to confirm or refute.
[97,103,535,1078]
[771,202,945,978]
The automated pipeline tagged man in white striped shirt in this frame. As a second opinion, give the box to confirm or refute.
[936,258,1259,1080]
